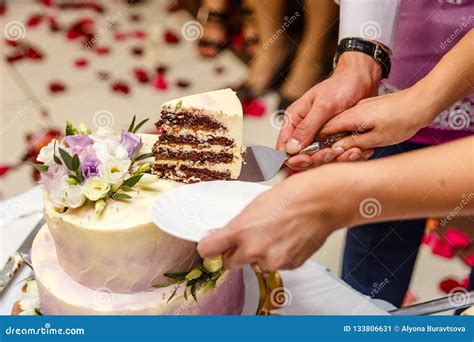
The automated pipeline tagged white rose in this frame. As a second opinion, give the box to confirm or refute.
[137,173,159,186]
[91,135,128,163]
[19,280,40,313]
[99,158,131,188]
[50,176,86,209]
[37,139,59,166]
[82,177,111,201]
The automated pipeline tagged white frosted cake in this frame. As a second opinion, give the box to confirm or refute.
[31,124,244,315]
[152,88,243,183]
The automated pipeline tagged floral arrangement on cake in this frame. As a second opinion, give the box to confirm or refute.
[33,116,156,215]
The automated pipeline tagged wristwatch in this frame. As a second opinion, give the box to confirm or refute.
[333,37,392,79]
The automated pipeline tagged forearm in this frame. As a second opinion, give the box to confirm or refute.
[413,30,474,125]
[352,136,474,224]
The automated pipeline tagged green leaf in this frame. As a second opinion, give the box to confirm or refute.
[132,118,149,133]
[122,174,143,188]
[111,192,132,200]
[32,163,49,172]
[120,185,134,192]
[53,155,62,165]
[163,272,188,281]
[66,121,78,136]
[71,154,80,171]
[34,308,43,316]
[134,153,152,162]
[191,283,197,302]
[75,168,84,183]
[175,100,182,111]
[167,284,180,303]
[183,286,188,301]
[127,115,136,132]
[58,148,74,171]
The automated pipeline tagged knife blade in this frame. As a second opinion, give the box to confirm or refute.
[0,216,45,294]
[238,133,348,182]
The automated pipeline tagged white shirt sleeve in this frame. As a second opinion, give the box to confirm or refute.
[337,0,401,51]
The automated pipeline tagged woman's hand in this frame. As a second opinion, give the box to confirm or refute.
[276,52,381,170]
[319,87,434,153]
[197,165,361,270]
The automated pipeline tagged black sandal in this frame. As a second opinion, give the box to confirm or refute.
[197,7,230,57]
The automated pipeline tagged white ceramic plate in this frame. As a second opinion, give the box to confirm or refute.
[241,265,260,315]
[151,180,271,242]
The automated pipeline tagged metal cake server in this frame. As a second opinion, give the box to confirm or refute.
[238,133,347,182]
[0,216,45,294]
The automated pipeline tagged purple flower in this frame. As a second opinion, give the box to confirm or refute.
[64,135,93,156]
[119,130,142,159]
[40,164,68,192]
[81,157,100,178]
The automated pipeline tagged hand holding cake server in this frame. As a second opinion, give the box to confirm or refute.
[199,8,474,302]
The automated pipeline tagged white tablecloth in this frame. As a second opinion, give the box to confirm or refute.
[0,186,391,315]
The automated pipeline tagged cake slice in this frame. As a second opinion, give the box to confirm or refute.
[152,88,243,183]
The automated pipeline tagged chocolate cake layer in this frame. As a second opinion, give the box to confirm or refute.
[158,133,235,147]
[152,164,231,183]
[153,146,234,164]
[156,110,226,131]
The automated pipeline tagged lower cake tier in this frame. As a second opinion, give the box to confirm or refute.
[32,225,245,315]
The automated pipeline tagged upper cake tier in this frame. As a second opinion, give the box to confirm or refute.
[44,134,199,293]
[152,88,243,183]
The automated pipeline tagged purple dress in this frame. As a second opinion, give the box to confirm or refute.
[381,0,474,145]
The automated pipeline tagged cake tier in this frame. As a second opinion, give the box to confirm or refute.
[44,134,200,293]
[32,226,245,315]
[153,89,243,183]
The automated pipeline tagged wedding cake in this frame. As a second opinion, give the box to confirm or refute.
[30,106,245,315]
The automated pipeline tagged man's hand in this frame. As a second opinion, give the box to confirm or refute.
[276,52,381,170]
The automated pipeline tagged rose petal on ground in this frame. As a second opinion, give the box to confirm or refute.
[74,57,89,68]
[242,98,266,117]
[111,81,130,95]
[48,80,66,94]
[439,278,463,294]
[445,228,471,249]
[164,30,179,44]
[133,67,149,83]
[152,73,168,91]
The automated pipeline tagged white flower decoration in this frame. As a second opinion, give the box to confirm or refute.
[37,139,59,166]
[91,134,128,163]
[82,177,111,201]
[19,280,41,315]
[99,158,131,189]
[50,176,86,209]
[137,173,159,186]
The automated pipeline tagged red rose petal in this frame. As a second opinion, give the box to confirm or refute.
[0,3,6,16]
[0,164,14,177]
[231,32,246,49]
[6,53,24,64]
[164,30,179,44]
[176,79,190,88]
[5,38,18,46]
[422,231,440,247]
[42,0,54,7]
[431,238,454,259]
[111,81,130,95]
[131,46,144,56]
[166,2,181,13]
[152,73,168,91]
[133,67,149,84]
[461,276,469,289]
[74,57,89,68]
[95,46,110,55]
[27,47,43,60]
[439,278,463,294]
[463,254,474,267]
[445,228,471,249]
[242,99,266,117]
[26,14,43,28]
[48,80,66,94]
[48,16,60,32]
[114,32,127,41]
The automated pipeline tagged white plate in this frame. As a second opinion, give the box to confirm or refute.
[151,181,271,242]
[241,265,260,315]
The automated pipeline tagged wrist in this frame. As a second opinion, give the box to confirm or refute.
[335,52,382,94]
[408,81,442,128]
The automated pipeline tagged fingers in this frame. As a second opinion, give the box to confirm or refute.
[331,132,380,151]
[335,148,374,162]
[286,147,344,169]
[276,96,312,151]
[197,227,238,259]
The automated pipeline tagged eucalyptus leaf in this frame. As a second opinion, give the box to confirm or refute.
[191,283,197,302]
[134,153,152,161]
[58,148,74,171]
[34,308,43,316]
[175,100,182,111]
[122,174,143,188]
[53,155,62,165]
[111,192,132,200]
[132,118,149,133]
[183,286,188,301]
[32,163,48,172]
[163,272,188,281]
[166,284,181,303]
[71,154,80,171]
[120,185,134,192]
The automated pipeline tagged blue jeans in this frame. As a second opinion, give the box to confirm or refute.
[342,142,427,307]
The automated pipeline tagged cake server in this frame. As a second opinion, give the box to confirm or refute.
[238,133,347,182]
[0,216,45,294]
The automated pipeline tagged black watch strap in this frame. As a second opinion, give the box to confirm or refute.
[333,38,391,79]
